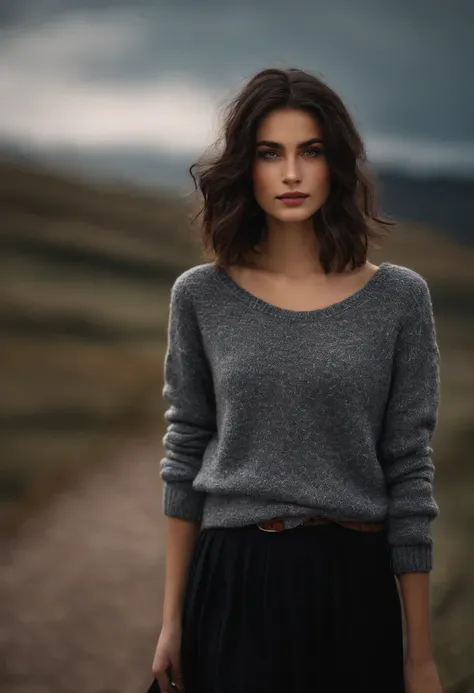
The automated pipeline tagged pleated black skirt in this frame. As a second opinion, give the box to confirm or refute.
[180,521,405,693]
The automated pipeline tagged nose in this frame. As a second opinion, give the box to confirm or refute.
[282,155,302,184]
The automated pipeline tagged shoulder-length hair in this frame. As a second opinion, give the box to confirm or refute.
[189,67,394,273]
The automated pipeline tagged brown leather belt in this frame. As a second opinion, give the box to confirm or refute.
[257,517,385,533]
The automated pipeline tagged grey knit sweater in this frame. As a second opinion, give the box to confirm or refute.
[160,261,440,574]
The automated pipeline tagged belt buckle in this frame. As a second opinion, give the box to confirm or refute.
[257,518,286,532]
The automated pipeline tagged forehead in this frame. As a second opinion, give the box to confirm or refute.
[255,108,322,141]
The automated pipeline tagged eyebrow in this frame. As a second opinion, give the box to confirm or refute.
[256,137,323,149]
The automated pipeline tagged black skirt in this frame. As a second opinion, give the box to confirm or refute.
[180,522,405,693]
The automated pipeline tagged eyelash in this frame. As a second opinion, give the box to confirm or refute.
[257,148,324,160]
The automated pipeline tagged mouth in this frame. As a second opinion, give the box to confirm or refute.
[276,194,310,206]
[276,194,309,199]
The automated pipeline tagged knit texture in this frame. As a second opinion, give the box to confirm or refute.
[160,261,441,574]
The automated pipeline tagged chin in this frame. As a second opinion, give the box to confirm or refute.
[269,200,322,216]
[273,209,316,221]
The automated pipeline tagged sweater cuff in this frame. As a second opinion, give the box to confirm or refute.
[390,544,432,574]
[163,481,204,523]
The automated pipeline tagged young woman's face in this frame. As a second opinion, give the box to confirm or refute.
[252,108,331,222]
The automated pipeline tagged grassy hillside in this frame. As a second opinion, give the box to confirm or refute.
[0,161,204,526]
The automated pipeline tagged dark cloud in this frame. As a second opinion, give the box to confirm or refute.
[68,2,474,142]
[1,0,473,172]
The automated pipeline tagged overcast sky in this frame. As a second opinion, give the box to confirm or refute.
[1,0,473,176]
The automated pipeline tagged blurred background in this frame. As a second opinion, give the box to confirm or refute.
[0,1,473,692]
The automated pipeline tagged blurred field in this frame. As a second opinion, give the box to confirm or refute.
[0,161,204,530]
[0,159,473,692]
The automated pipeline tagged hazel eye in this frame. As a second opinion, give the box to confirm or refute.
[257,150,277,159]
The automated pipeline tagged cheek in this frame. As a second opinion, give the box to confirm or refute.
[252,162,275,196]
[316,161,331,184]
[315,163,331,197]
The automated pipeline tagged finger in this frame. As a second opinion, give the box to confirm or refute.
[172,673,184,691]
[171,662,184,691]
[156,671,169,693]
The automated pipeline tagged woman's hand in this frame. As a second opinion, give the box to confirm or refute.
[404,656,443,693]
[152,623,184,692]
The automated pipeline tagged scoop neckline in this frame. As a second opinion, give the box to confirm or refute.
[213,261,393,321]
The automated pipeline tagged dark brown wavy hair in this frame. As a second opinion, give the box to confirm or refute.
[189,67,394,273]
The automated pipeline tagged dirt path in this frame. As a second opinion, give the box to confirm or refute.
[1,436,166,693]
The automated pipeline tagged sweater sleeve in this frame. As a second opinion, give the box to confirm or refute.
[159,275,216,523]
[378,276,441,574]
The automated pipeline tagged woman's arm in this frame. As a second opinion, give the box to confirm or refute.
[153,274,216,690]
[162,517,201,629]
[378,273,443,690]
[398,572,443,691]
[379,274,441,574]
[153,517,200,690]
[398,572,433,662]
[160,274,217,523]
[159,273,216,612]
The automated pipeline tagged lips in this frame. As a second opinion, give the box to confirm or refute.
[277,194,309,199]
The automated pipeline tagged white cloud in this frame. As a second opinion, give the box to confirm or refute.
[0,11,223,152]
[366,135,474,176]
[0,74,222,152]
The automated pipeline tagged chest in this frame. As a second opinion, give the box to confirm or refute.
[226,265,378,312]
[202,309,396,411]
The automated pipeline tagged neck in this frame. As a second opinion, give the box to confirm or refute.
[252,217,324,277]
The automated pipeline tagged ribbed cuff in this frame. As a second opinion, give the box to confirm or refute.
[162,481,204,523]
[390,544,432,574]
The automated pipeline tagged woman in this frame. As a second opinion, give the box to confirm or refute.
[151,67,443,693]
